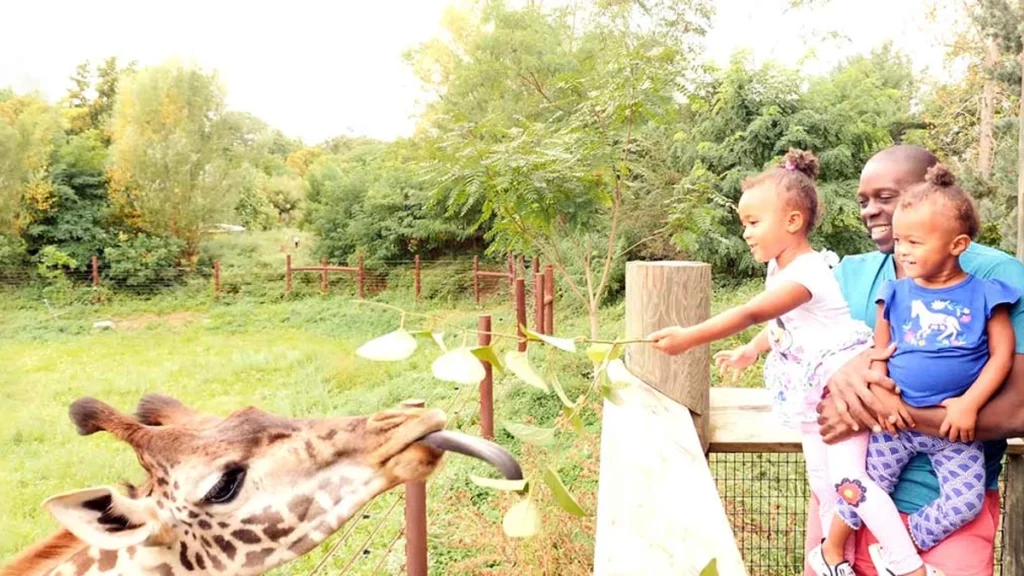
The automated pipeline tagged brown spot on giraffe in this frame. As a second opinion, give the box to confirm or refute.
[243,548,276,568]
[178,543,194,571]
[154,563,175,576]
[97,549,118,572]
[213,535,237,561]
[230,529,262,545]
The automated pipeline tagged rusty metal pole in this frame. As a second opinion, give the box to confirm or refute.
[534,272,544,334]
[473,255,480,305]
[478,315,494,440]
[286,254,292,296]
[320,257,328,294]
[414,254,421,302]
[358,252,365,299]
[91,255,99,288]
[543,265,554,335]
[515,278,527,352]
[213,260,220,298]
[402,398,428,576]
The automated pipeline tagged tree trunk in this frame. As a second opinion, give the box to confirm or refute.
[980,40,998,180]
[1018,48,1024,261]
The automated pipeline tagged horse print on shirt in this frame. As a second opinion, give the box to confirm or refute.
[906,299,969,346]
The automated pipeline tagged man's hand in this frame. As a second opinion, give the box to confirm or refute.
[817,343,898,443]
[648,326,696,356]
[875,387,914,434]
[713,345,759,384]
[940,397,979,442]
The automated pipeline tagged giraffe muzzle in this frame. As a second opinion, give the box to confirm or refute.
[415,430,524,480]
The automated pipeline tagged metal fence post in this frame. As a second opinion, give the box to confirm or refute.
[402,398,428,576]
[478,315,494,440]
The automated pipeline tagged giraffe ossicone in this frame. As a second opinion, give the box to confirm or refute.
[2,394,522,576]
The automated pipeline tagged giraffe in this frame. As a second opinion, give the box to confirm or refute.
[1,394,522,576]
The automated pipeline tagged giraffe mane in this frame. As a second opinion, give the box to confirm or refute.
[0,529,83,576]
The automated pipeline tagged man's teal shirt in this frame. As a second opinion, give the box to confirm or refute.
[833,242,1024,513]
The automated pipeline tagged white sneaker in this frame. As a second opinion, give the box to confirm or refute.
[867,543,946,576]
[807,541,856,576]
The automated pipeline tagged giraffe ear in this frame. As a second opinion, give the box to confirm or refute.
[43,486,166,550]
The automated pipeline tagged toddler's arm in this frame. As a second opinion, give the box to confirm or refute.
[870,302,890,377]
[648,281,811,355]
[962,306,1015,411]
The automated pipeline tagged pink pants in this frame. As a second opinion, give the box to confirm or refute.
[802,424,922,573]
[803,490,1001,576]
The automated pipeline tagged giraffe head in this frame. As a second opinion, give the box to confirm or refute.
[40,394,521,575]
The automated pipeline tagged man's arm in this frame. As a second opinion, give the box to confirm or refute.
[905,352,1024,441]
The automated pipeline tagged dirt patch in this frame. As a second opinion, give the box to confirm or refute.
[112,312,202,331]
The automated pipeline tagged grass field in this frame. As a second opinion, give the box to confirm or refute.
[0,230,772,575]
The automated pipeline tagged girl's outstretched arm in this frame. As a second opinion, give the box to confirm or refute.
[649,281,811,356]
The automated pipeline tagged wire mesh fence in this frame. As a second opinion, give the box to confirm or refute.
[709,451,1009,576]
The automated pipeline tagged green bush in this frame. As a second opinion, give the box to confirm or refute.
[103,234,186,289]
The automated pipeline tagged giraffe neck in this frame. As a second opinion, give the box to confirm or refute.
[43,543,178,576]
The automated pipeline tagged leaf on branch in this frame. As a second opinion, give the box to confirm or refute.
[606,358,646,389]
[502,499,541,538]
[470,345,504,373]
[562,405,584,434]
[600,383,626,406]
[355,329,418,362]
[700,558,719,576]
[550,376,574,409]
[431,347,486,384]
[543,465,587,516]
[503,421,556,446]
[504,350,549,392]
[471,474,528,492]
[409,330,447,352]
[524,327,577,353]
[586,342,623,366]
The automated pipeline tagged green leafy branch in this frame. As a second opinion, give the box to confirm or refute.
[350,299,650,539]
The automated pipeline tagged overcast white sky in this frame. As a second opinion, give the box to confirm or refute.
[0,0,956,144]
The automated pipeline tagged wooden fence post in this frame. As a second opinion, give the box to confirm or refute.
[534,272,545,335]
[402,398,428,576]
[414,254,421,302]
[286,254,292,296]
[320,257,328,294]
[358,252,365,299]
[91,255,99,288]
[515,278,527,352]
[1005,454,1024,575]
[213,260,220,298]
[543,265,554,335]
[473,256,480,305]
[593,261,745,575]
[478,315,494,440]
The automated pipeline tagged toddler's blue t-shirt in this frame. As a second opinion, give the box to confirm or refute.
[878,275,1020,408]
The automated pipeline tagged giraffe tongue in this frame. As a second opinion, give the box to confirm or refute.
[416,430,524,480]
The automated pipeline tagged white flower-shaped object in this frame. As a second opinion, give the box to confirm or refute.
[820,249,840,268]
[931,299,951,310]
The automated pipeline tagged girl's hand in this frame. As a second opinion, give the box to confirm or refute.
[648,326,695,356]
[874,387,914,434]
[940,397,978,442]
[713,345,759,384]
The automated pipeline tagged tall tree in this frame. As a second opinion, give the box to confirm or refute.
[107,61,242,261]
[411,0,712,338]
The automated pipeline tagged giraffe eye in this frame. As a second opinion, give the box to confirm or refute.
[203,466,247,505]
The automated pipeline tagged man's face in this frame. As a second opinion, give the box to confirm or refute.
[856,160,917,253]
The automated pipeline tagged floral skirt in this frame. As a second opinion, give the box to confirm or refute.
[764,323,873,427]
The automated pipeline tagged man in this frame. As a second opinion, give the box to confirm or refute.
[804,145,1024,575]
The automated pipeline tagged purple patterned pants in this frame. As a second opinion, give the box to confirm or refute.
[835,430,986,551]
